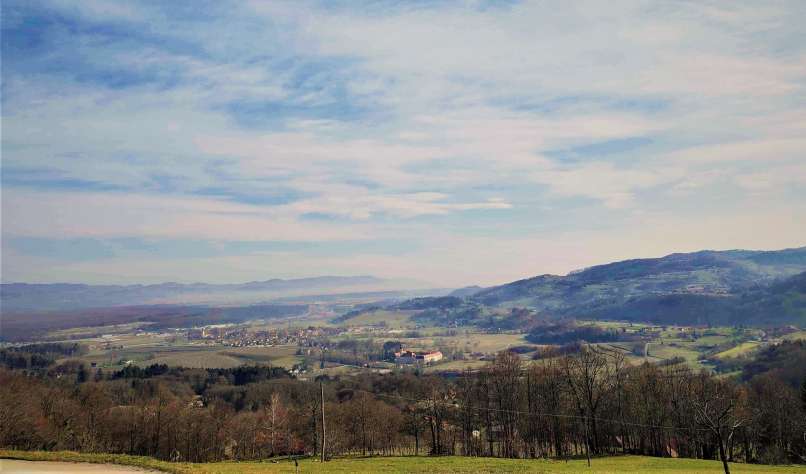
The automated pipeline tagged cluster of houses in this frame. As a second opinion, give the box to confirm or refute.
[185,325,343,348]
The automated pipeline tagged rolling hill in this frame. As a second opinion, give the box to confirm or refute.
[473,247,806,312]
[383,247,806,328]
[566,273,806,327]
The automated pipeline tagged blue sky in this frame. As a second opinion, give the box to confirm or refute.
[2,0,805,286]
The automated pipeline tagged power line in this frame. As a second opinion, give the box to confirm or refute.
[351,388,708,433]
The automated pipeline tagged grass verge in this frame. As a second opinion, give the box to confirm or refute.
[2,450,805,473]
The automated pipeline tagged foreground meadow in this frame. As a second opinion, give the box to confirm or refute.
[2,451,805,474]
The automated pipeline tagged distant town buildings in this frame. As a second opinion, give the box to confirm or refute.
[185,325,342,347]
[394,349,443,365]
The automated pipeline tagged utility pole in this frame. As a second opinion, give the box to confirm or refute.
[320,380,327,462]
[584,415,592,468]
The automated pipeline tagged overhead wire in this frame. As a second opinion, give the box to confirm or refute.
[349,388,709,433]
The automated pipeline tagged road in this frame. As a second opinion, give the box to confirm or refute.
[0,459,162,473]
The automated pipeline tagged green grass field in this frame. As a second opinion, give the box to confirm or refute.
[219,346,302,369]
[403,333,528,354]
[424,359,490,373]
[136,345,303,370]
[644,342,702,364]
[712,342,760,359]
[340,309,418,328]
[3,451,805,474]
[144,350,244,369]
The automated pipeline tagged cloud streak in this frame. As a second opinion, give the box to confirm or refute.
[2,0,805,285]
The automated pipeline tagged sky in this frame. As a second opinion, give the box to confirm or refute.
[2,0,805,287]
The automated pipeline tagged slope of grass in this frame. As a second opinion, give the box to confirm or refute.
[713,342,760,359]
[3,451,805,474]
[643,342,702,364]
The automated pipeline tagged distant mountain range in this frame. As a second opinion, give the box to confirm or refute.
[4,247,806,329]
[0,276,433,312]
[387,247,806,328]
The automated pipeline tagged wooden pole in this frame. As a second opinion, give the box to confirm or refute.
[321,380,327,462]
[584,416,592,468]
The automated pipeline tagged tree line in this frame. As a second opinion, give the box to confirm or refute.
[1,344,805,470]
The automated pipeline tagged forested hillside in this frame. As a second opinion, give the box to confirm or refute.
[474,247,806,309]
[390,248,806,328]
[570,271,806,326]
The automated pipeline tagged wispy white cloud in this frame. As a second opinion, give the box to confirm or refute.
[2,190,364,241]
[2,0,805,285]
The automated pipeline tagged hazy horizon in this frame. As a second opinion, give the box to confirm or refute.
[3,245,805,289]
[3,1,806,288]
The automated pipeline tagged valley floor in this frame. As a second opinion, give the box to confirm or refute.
[2,451,805,474]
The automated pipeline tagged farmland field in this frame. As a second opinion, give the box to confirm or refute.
[49,316,775,374]
[134,345,303,369]
[219,346,302,369]
[644,342,702,364]
[713,341,761,359]
[423,359,490,373]
[32,309,784,377]
[144,350,243,369]
[44,323,154,340]
[400,333,528,354]
[340,309,418,328]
